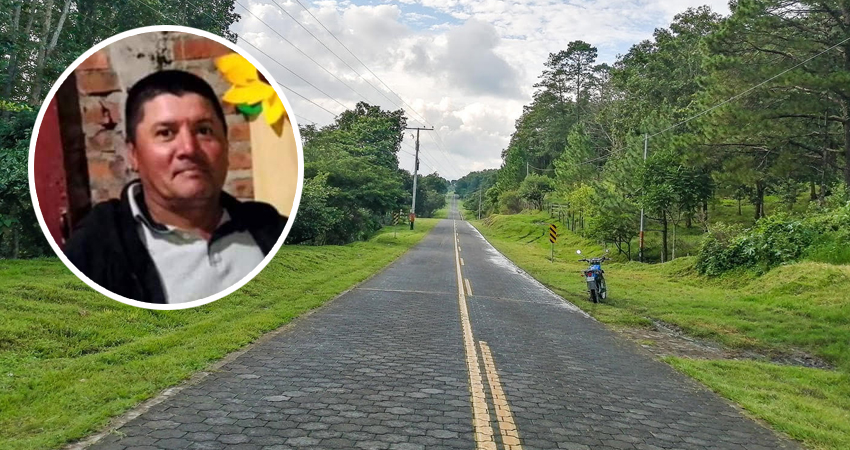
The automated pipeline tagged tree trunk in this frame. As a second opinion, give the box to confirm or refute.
[30,0,56,105]
[737,198,742,215]
[821,136,829,207]
[3,2,36,102]
[842,18,850,187]
[672,222,676,261]
[661,213,668,264]
[2,2,22,98]
[754,182,766,221]
[31,0,71,105]
[844,116,850,188]
[810,182,817,201]
[754,194,760,221]
[13,226,20,259]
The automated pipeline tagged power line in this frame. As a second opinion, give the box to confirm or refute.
[265,0,397,109]
[124,0,340,118]
[567,34,850,170]
[231,0,364,110]
[232,1,461,177]
[528,163,555,172]
[233,38,339,116]
[423,133,460,176]
[131,0,468,178]
[200,0,440,130]
[290,0,472,178]
[232,37,347,112]
[294,114,319,125]
[404,133,462,179]
[649,35,850,138]
[290,0,432,126]
[260,0,469,177]
[405,143,443,175]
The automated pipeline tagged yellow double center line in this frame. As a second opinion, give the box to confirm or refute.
[453,220,523,450]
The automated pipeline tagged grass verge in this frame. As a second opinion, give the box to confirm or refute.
[471,211,850,450]
[432,207,449,219]
[667,358,850,450]
[0,219,438,450]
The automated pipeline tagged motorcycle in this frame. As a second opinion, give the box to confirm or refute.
[577,249,610,303]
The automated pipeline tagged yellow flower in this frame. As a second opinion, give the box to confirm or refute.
[215,53,286,125]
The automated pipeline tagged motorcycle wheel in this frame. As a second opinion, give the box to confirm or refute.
[589,289,599,303]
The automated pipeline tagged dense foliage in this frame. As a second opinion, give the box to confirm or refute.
[697,201,850,275]
[0,105,47,258]
[469,2,850,269]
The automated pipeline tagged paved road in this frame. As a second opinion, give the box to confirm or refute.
[89,199,798,450]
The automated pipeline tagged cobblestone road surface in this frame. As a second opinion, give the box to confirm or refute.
[88,199,799,450]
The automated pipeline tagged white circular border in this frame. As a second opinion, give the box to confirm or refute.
[28,25,304,310]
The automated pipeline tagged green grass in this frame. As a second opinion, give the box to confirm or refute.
[471,211,850,450]
[432,207,449,219]
[0,219,438,450]
[668,359,850,450]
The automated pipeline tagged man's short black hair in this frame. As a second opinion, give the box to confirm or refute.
[125,70,227,144]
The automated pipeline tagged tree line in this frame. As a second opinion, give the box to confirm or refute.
[458,1,850,264]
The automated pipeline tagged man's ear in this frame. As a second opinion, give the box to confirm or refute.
[127,142,138,171]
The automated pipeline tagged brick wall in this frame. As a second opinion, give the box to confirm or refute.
[72,31,254,204]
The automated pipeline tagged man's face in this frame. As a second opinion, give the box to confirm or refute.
[129,93,228,206]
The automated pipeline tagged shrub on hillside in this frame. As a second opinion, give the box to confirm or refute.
[695,222,746,276]
[499,190,523,214]
[804,202,850,265]
[697,204,850,275]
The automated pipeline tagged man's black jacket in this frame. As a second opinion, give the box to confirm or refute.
[64,182,287,304]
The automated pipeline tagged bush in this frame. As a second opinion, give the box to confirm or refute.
[518,174,554,210]
[285,174,343,245]
[804,203,850,265]
[586,212,637,259]
[695,222,746,276]
[499,190,522,214]
[697,204,850,275]
[744,214,817,270]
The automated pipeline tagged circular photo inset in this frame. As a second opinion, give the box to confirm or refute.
[28,26,303,309]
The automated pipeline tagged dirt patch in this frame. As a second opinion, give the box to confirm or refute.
[614,319,834,370]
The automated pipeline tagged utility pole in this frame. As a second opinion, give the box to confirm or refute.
[639,133,648,262]
[405,126,434,229]
[526,161,529,178]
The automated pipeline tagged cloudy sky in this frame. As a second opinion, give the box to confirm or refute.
[231,0,730,181]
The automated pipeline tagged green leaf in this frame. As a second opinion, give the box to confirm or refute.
[237,103,263,116]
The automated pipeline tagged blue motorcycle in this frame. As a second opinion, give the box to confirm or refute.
[577,249,610,303]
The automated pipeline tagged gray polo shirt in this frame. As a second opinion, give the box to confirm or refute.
[128,183,265,304]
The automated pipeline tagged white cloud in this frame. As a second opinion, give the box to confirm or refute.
[404,12,437,22]
[435,19,523,98]
[232,0,731,180]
